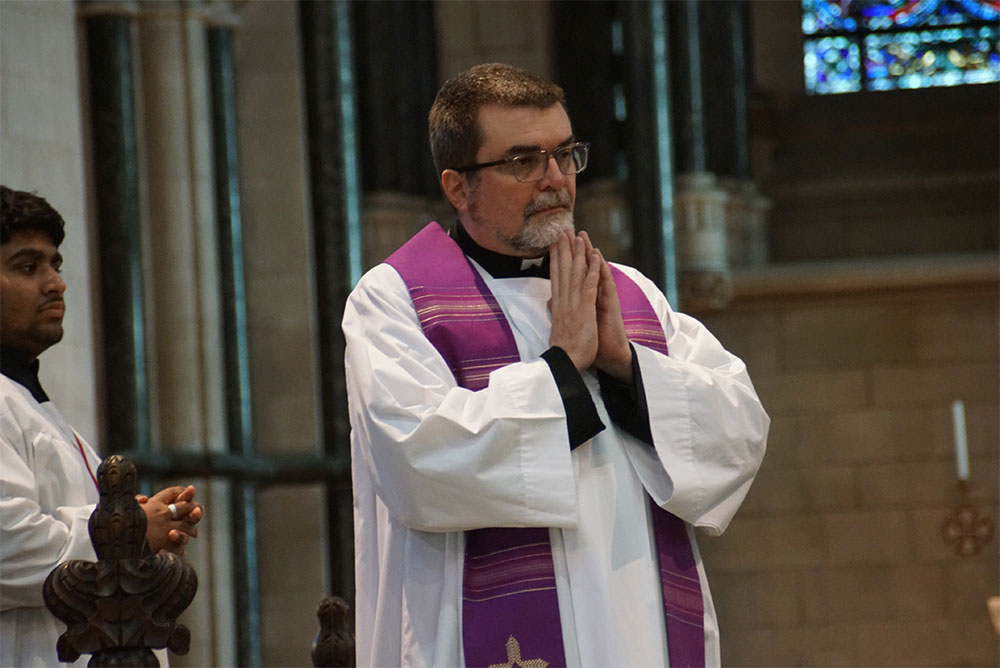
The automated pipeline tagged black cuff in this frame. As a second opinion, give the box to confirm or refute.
[598,343,654,446]
[541,347,605,450]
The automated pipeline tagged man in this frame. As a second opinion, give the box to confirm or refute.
[343,63,768,667]
[0,185,204,667]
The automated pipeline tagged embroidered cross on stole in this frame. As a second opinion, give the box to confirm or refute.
[387,223,705,667]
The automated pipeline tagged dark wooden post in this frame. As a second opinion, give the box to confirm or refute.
[311,596,356,667]
[43,456,197,667]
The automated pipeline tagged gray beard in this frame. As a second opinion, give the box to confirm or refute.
[502,210,575,255]
[501,189,575,256]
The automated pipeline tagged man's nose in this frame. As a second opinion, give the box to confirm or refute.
[538,155,568,189]
[45,269,66,295]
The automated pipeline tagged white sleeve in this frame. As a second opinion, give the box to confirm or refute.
[344,264,578,533]
[0,413,97,610]
[613,265,770,535]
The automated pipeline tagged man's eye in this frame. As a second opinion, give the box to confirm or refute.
[513,154,542,168]
[18,263,37,274]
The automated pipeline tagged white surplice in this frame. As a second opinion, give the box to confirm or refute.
[344,256,769,668]
[0,374,98,668]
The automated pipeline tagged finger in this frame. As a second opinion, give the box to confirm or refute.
[167,500,204,522]
[570,235,588,293]
[151,486,187,503]
[175,485,196,503]
[176,525,199,539]
[597,251,616,291]
[552,233,572,302]
[171,522,199,539]
[548,240,561,302]
[135,495,149,504]
[170,529,192,544]
[584,250,601,292]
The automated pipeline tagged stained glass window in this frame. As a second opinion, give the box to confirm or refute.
[802,0,1000,93]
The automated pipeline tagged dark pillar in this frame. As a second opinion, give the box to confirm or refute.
[298,0,360,605]
[669,0,707,175]
[207,26,261,668]
[353,0,438,197]
[620,0,678,305]
[554,1,622,182]
[701,0,753,181]
[83,10,150,456]
[727,1,753,182]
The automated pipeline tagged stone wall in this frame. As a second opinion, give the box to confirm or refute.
[695,257,999,666]
[4,2,997,666]
[232,2,329,666]
[748,2,999,263]
[0,0,97,440]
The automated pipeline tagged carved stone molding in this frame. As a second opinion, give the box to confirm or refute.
[722,178,771,268]
[674,172,732,310]
[674,172,729,273]
[680,269,735,312]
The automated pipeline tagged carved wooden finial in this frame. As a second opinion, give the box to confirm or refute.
[43,455,198,666]
[312,595,356,667]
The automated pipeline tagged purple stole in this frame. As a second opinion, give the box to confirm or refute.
[386,223,705,667]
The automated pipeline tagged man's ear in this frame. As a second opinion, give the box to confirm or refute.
[441,169,469,215]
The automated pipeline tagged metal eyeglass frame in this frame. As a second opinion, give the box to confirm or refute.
[452,141,590,182]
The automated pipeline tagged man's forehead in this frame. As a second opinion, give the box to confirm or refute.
[476,103,573,151]
[1,231,60,262]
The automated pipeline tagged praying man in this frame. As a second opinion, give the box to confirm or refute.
[343,63,769,668]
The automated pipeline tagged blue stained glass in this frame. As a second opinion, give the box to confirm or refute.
[958,0,1000,20]
[805,37,864,92]
[802,0,860,33]
[802,0,1000,93]
[865,25,1000,88]
[805,0,1000,31]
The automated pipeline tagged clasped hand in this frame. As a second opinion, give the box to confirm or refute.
[548,231,632,382]
[137,485,204,557]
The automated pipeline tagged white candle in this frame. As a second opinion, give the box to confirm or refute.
[951,399,969,481]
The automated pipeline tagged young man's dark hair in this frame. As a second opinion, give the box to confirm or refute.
[1,185,66,247]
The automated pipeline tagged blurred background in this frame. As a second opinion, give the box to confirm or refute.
[1,0,997,665]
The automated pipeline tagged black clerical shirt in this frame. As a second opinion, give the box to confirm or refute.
[1,346,50,403]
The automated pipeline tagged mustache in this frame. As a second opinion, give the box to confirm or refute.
[524,190,571,217]
[39,297,65,311]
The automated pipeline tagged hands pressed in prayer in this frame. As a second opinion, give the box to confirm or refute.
[548,230,632,381]
[137,485,204,556]
[548,231,600,372]
[584,233,634,384]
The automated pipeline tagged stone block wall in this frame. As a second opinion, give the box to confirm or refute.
[695,257,999,666]
[232,3,328,666]
[0,0,97,440]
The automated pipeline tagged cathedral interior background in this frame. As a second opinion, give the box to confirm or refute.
[1,0,997,665]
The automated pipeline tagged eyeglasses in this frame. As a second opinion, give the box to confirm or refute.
[453,142,590,183]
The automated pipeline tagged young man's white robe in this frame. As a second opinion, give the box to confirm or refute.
[1,374,98,668]
[344,257,769,667]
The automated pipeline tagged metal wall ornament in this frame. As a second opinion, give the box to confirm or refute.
[941,400,994,557]
[43,456,197,666]
[942,481,995,557]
